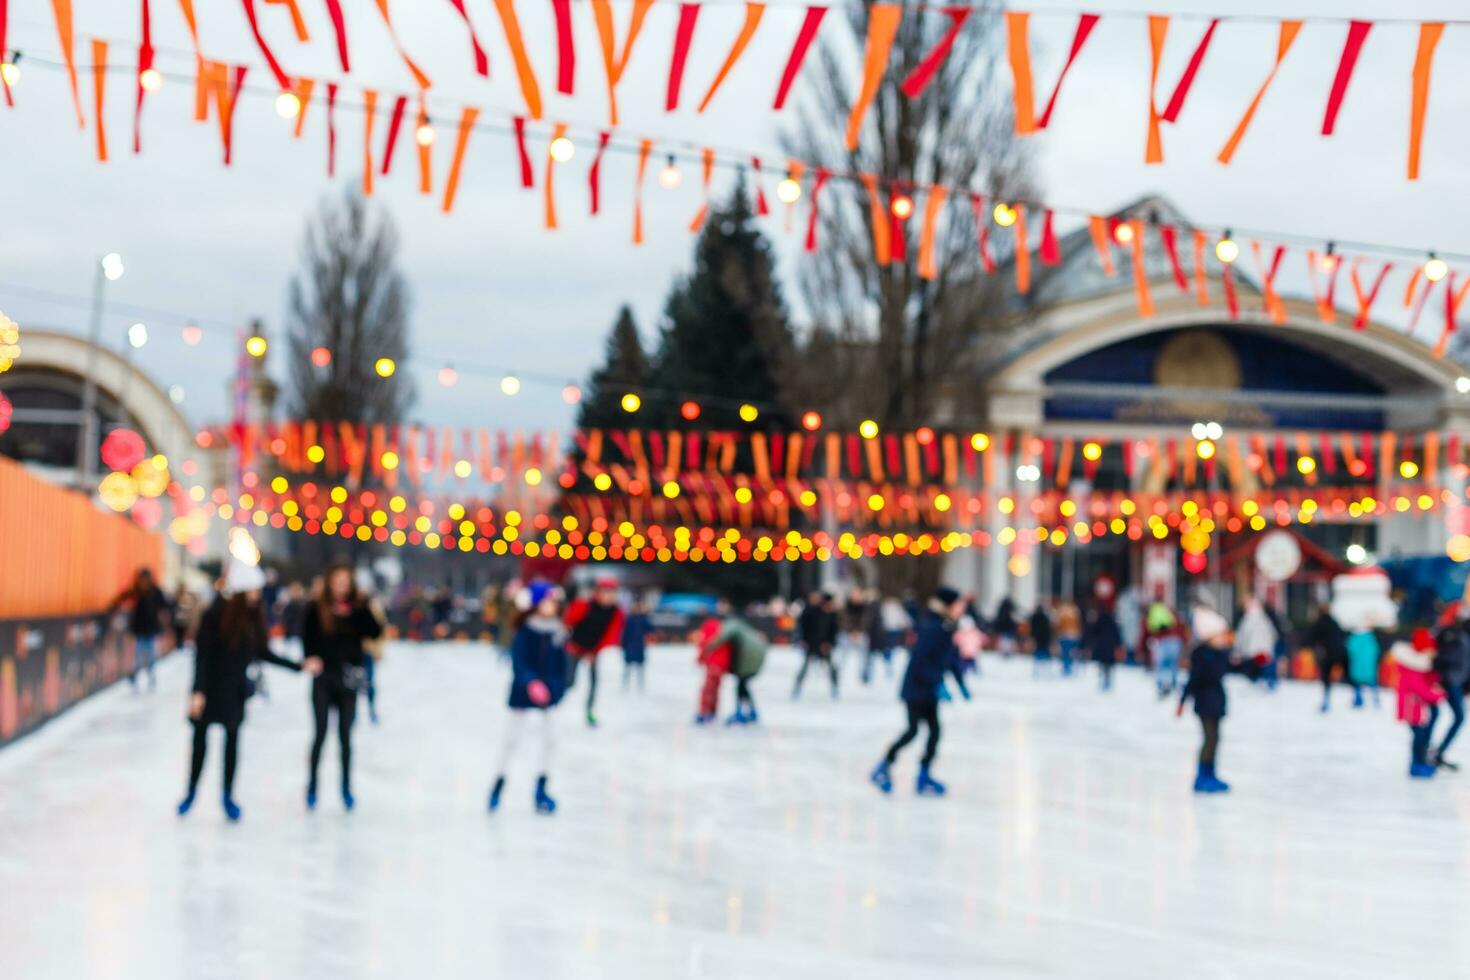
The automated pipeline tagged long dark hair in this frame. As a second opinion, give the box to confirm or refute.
[315,563,360,635]
[219,593,265,649]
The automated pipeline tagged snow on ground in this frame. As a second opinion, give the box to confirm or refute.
[1,641,1468,979]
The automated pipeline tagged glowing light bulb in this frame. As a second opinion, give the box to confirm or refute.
[801,411,822,431]
[859,419,879,439]
[776,176,802,204]
[101,252,125,281]
[438,365,458,387]
[561,384,582,404]
[549,135,575,162]
[680,401,701,421]
[993,203,1017,227]
[310,346,331,368]
[890,195,914,220]
[1215,235,1239,264]
[1113,222,1134,245]
[0,62,19,87]
[500,374,521,396]
[127,322,148,349]
[621,393,642,413]
[374,357,396,378]
[1425,256,1449,283]
[245,335,268,357]
[181,324,203,346]
[415,121,436,146]
[139,68,163,92]
[275,91,301,119]
[658,155,681,189]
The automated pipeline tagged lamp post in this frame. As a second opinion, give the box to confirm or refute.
[75,252,123,486]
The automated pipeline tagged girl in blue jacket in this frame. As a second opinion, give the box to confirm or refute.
[489,581,569,815]
[870,586,967,797]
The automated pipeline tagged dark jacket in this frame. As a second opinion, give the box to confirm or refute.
[508,616,569,710]
[994,599,1018,637]
[1308,612,1349,662]
[1181,642,1233,720]
[798,603,838,651]
[621,612,652,664]
[127,585,169,638]
[1029,608,1053,649]
[900,609,958,705]
[1082,609,1123,663]
[1435,625,1470,688]
[192,598,300,727]
[301,601,383,681]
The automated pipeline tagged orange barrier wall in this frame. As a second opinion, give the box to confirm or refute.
[0,455,163,618]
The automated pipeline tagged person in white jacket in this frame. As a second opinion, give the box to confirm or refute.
[1234,597,1279,676]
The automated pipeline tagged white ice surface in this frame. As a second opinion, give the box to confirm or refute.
[1,643,1468,979]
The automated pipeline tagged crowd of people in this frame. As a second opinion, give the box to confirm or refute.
[100,553,1470,822]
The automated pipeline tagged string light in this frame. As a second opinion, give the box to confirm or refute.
[801,410,822,431]
[275,91,301,119]
[621,393,641,413]
[680,401,701,421]
[971,433,990,451]
[1082,441,1102,461]
[561,383,582,404]
[1425,254,1449,283]
[245,335,268,357]
[139,68,163,92]
[549,135,575,162]
[500,374,521,395]
[658,155,682,189]
[992,203,1017,227]
[415,119,436,146]
[739,403,759,423]
[776,174,802,204]
[1215,231,1239,264]
[1320,242,1338,271]
[101,252,125,281]
[1196,439,1216,460]
[859,419,879,439]
[127,322,148,349]
[1297,456,1317,475]
[0,58,20,88]
[1400,460,1420,479]
[1113,222,1135,245]
[181,323,202,346]
[438,365,458,387]
[374,357,396,378]
[890,195,913,220]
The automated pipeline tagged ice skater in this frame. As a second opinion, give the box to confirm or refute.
[1177,607,1238,794]
[1345,620,1382,709]
[1029,602,1054,676]
[564,576,625,727]
[793,591,840,699]
[1432,613,1469,770]
[112,567,169,690]
[1308,603,1357,712]
[870,586,967,797]
[301,563,383,812]
[1082,600,1124,692]
[703,606,769,725]
[621,595,652,691]
[490,582,569,814]
[1145,595,1184,697]
[1394,630,1445,779]
[179,556,315,822]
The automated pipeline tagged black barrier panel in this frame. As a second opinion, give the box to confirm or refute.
[0,614,174,747]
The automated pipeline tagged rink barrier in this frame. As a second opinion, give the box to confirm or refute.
[0,615,170,747]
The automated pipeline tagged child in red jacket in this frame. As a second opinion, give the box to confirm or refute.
[563,576,625,728]
[1394,630,1446,779]
[694,606,730,725]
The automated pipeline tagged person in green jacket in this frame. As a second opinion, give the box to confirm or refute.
[707,613,769,725]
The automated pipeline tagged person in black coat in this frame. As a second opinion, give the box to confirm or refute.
[112,567,169,690]
[300,563,384,811]
[1030,604,1055,675]
[793,592,840,700]
[180,561,314,821]
[1307,604,1356,712]
[1082,601,1124,692]
[870,586,967,797]
[1179,607,1243,794]
[1433,618,1470,769]
[490,581,570,815]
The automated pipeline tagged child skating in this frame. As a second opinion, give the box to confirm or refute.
[1178,608,1239,794]
[870,586,967,797]
[490,582,569,814]
[1394,631,1445,779]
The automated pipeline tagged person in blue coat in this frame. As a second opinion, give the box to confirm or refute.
[621,596,653,691]
[1178,607,1240,794]
[489,581,569,815]
[870,586,967,797]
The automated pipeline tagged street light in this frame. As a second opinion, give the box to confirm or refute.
[76,253,123,485]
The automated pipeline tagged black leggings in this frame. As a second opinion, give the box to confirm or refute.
[735,676,756,712]
[188,720,239,797]
[1319,656,1359,698]
[310,678,357,792]
[1199,717,1220,766]
[794,650,838,694]
[568,657,599,714]
[885,701,941,767]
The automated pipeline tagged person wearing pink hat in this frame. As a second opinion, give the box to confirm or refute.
[1394,630,1446,779]
[563,575,626,727]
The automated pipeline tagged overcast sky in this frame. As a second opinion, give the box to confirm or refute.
[2,0,1467,432]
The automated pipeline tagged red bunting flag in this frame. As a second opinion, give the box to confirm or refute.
[512,115,535,187]
[1409,22,1445,180]
[1251,241,1287,323]
[1146,16,1219,163]
[1158,225,1188,291]
[772,6,826,110]
[1433,274,1470,358]
[845,4,901,149]
[551,0,575,94]
[666,3,700,111]
[698,2,765,112]
[1349,259,1393,330]
[325,81,337,175]
[901,6,971,100]
[1039,210,1060,265]
[588,130,611,214]
[888,181,907,264]
[751,156,769,215]
[804,167,831,252]
[1004,11,1099,132]
[445,0,490,76]
[1037,13,1099,128]
[133,0,155,153]
[1218,21,1303,165]
[322,0,350,71]
[380,94,407,174]
[1161,18,1217,123]
[241,0,292,89]
[969,195,995,273]
[1,0,12,107]
[1322,20,1371,135]
[1305,251,1341,323]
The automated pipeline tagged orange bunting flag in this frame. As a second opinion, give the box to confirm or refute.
[590,0,654,127]
[493,0,544,120]
[440,106,479,213]
[1349,259,1393,330]
[1087,215,1115,276]
[633,138,653,244]
[372,0,432,89]
[90,39,107,161]
[844,4,902,150]
[1013,206,1031,294]
[290,78,314,137]
[1305,251,1341,323]
[264,0,309,40]
[416,98,432,194]
[1433,274,1470,358]
[688,148,715,232]
[1191,229,1210,306]
[1218,21,1302,165]
[545,121,567,229]
[1005,11,1036,133]
[361,90,377,196]
[859,174,891,266]
[917,187,949,281]
[699,2,765,112]
[1129,219,1153,317]
[1408,22,1445,180]
[50,0,83,127]
[1251,241,1287,323]
[1146,17,1218,163]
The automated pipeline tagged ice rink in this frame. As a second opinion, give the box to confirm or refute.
[2,641,1468,979]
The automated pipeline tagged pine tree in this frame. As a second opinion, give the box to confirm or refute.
[644,183,795,429]
[577,306,649,431]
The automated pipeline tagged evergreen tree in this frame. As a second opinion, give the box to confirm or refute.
[577,306,649,431]
[644,183,796,429]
